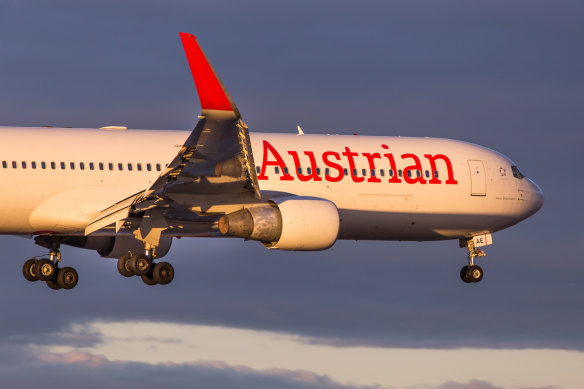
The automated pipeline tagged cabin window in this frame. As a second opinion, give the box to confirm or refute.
[118,163,123,171]
[362,169,367,176]
[398,169,403,177]
[352,168,357,176]
[316,168,321,176]
[156,164,161,171]
[41,162,46,169]
[98,163,104,170]
[51,162,56,169]
[256,166,260,174]
[1,161,6,168]
[343,168,348,176]
[274,167,280,174]
[325,168,330,176]
[434,170,439,178]
[298,167,303,175]
[127,163,133,171]
[425,170,430,178]
[370,169,376,177]
[108,163,114,171]
[60,162,65,169]
[70,162,75,170]
[80,162,85,170]
[407,170,411,178]
[137,163,142,171]
[380,169,385,177]
[416,170,421,178]
[146,163,152,171]
[389,169,394,177]
[284,167,289,175]
[89,162,94,170]
[11,161,16,168]
[307,167,312,175]
[31,161,36,169]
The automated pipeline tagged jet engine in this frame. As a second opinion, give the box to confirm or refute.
[218,197,339,251]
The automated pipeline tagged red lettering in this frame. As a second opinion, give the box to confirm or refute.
[322,151,344,182]
[424,154,458,184]
[382,145,401,183]
[362,152,381,183]
[288,151,322,182]
[401,153,427,184]
[257,140,293,181]
[342,147,364,183]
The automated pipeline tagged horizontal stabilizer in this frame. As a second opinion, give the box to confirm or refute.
[179,32,240,120]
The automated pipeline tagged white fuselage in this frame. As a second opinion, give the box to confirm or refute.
[0,127,543,241]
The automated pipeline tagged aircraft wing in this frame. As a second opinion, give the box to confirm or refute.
[85,33,261,246]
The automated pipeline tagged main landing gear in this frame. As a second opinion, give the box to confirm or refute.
[22,250,79,290]
[117,252,174,286]
[460,238,486,284]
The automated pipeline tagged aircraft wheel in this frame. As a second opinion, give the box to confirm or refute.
[117,255,134,277]
[57,267,78,289]
[35,258,56,281]
[467,265,483,283]
[141,274,157,286]
[152,262,174,285]
[46,272,62,290]
[129,255,151,277]
[460,266,471,283]
[22,258,39,282]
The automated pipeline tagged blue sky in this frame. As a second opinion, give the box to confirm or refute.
[0,1,582,388]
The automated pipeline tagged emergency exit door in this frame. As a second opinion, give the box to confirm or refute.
[468,160,486,196]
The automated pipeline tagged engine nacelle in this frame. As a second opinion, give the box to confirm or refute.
[219,197,339,251]
[61,235,172,259]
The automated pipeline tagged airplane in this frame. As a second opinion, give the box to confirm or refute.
[7,32,543,290]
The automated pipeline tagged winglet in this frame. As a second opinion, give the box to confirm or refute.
[179,33,240,120]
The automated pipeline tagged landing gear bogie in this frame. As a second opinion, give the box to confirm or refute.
[22,244,79,290]
[120,253,175,286]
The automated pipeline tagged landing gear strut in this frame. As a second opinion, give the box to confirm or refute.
[460,238,485,283]
[22,247,79,290]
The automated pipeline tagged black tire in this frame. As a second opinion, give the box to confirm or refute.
[468,265,483,283]
[46,274,62,290]
[57,267,78,290]
[129,255,151,277]
[152,262,174,285]
[141,275,157,286]
[460,266,471,283]
[35,258,56,281]
[22,258,39,282]
[117,255,134,277]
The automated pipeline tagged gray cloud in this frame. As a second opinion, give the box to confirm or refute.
[0,343,560,389]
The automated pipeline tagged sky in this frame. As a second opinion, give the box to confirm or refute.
[0,0,583,388]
